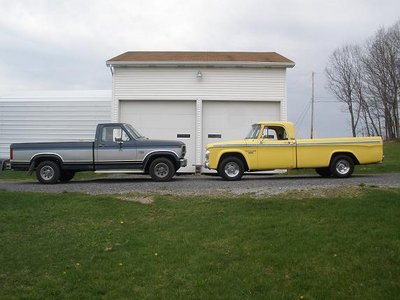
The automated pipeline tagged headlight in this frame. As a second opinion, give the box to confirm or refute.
[205,150,210,160]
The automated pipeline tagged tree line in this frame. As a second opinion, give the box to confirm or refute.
[325,20,400,139]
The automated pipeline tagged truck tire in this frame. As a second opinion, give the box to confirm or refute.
[60,171,75,183]
[218,157,244,181]
[149,158,175,182]
[315,167,331,178]
[36,161,61,184]
[330,155,354,178]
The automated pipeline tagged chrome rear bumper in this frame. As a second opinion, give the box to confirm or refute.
[1,159,11,171]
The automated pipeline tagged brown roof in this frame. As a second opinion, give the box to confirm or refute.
[106,51,295,67]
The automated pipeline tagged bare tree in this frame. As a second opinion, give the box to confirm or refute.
[325,45,361,137]
[325,20,400,139]
[363,24,400,139]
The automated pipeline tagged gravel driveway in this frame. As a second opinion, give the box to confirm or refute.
[1,173,399,196]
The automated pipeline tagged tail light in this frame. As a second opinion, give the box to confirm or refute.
[10,146,13,160]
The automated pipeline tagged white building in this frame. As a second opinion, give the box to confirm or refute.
[0,90,111,159]
[106,51,295,172]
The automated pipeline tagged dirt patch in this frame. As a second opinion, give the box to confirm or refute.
[278,186,368,200]
[116,195,154,204]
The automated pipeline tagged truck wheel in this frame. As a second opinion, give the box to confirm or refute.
[36,161,61,184]
[60,171,75,183]
[149,158,175,182]
[218,157,244,181]
[315,167,331,178]
[330,155,354,178]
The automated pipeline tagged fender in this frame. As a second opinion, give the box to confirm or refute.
[216,149,251,170]
[143,150,180,169]
[29,153,64,172]
[330,151,359,165]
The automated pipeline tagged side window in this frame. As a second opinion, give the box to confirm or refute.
[101,126,131,143]
[262,126,287,140]
[120,129,130,142]
[262,127,276,140]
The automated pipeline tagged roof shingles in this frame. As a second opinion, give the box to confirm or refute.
[107,51,294,67]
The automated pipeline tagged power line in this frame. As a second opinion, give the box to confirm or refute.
[295,100,311,129]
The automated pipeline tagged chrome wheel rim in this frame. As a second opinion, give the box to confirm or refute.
[336,159,350,175]
[154,162,169,178]
[40,166,55,180]
[224,162,240,177]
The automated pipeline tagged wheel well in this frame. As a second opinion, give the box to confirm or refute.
[218,153,249,171]
[331,152,360,165]
[31,156,63,170]
[144,154,178,173]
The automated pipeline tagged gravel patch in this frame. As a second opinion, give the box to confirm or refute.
[0,173,399,196]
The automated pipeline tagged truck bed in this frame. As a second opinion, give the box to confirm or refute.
[296,137,383,168]
[11,141,95,171]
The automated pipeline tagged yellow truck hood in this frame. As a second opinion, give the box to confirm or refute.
[207,139,248,148]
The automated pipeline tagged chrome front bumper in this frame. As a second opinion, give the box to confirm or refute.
[180,158,187,167]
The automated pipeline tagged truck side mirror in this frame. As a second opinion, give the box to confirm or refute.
[115,137,124,148]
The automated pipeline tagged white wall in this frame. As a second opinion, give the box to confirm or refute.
[111,67,288,122]
[0,90,111,159]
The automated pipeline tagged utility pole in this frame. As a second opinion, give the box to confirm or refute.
[310,71,315,139]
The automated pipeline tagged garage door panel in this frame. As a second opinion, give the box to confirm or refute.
[203,101,281,172]
[203,101,280,141]
[119,100,196,172]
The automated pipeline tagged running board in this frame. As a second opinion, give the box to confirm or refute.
[95,170,145,174]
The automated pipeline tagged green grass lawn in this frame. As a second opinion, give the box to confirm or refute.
[1,188,399,299]
[0,170,106,181]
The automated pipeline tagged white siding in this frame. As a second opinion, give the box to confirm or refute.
[111,67,287,121]
[0,90,111,159]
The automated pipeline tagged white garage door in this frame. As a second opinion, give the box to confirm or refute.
[119,100,196,172]
[203,101,281,171]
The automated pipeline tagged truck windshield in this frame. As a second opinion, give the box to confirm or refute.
[125,124,144,139]
[245,124,261,139]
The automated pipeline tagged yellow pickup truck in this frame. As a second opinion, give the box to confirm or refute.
[204,121,383,180]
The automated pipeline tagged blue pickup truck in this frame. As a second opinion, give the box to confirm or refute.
[7,123,187,183]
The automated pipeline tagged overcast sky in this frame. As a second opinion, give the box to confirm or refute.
[1,0,399,138]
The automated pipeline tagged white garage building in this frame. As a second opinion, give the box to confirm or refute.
[106,51,295,172]
[0,90,111,159]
